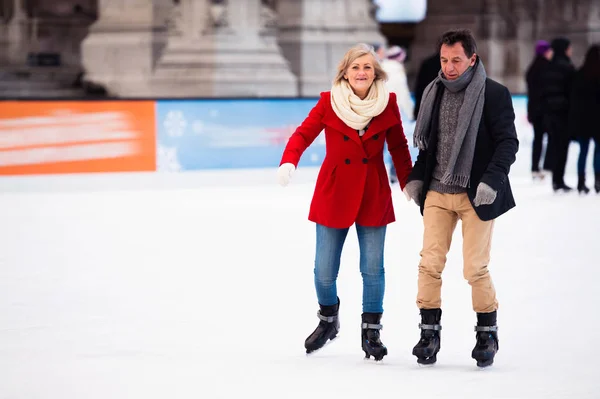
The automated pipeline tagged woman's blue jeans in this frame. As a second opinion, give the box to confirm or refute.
[578,137,600,175]
[314,223,387,313]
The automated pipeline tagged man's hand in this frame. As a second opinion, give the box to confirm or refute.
[403,180,424,206]
[473,182,497,207]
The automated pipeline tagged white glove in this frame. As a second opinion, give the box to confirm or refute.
[277,163,296,187]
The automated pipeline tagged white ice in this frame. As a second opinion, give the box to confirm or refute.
[0,128,598,399]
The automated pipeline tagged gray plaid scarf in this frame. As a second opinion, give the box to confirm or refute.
[413,58,487,187]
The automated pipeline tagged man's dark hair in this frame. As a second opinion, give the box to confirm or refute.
[437,29,477,57]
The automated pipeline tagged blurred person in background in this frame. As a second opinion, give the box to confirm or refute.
[403,29,519,368]
[277,43,413,361]
[540,37,576,192]
[372,42,387,62]
[414,50,442,119]
[382,45,414,122]
[526,40,554,180]
[568,44,600,194]
[381,45,414,183]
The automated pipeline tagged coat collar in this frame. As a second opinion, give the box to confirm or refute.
[321,94,400,144]
[361,104,399,141]
[322,109,362,145]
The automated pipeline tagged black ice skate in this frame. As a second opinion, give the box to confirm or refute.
[361,313,387,361]
[412,308,442,365]
[304,299,340,354]
[553,181,573,193]
[471,311,499,368]
[578,175,590,194]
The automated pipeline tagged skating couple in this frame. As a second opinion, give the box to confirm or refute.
[277,29,519,368]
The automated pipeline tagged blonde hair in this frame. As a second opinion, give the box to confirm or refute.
[333,43,388,85]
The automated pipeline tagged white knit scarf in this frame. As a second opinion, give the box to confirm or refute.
[330,79,389,132]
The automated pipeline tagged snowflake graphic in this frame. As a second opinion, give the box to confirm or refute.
[163,110,187,137]
[157,145,183,172]
[192,120,205,135]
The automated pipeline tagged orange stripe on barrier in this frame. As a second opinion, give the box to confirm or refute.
[0,101,156,175]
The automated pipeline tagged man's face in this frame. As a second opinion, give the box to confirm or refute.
[440,43,477,80]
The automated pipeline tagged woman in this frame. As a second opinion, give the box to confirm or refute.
[277,43,413,360]
[569,45,600,194]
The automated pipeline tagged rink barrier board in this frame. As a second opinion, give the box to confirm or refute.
[0,95,529,176]
[0,100,157,175]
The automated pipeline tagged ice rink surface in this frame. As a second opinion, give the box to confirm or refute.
[0,128,598,398]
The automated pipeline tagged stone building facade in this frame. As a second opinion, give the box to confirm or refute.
[410,0,600,93]
[1,0,599,97]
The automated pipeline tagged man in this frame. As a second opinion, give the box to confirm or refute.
[540,37,575,192]
[403,29,519,368]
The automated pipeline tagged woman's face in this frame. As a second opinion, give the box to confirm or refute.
[344,54,376,99]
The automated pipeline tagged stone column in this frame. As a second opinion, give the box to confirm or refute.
[0,0,11,66]
[152,0,297,97]
[587,0,600,45]
[477,0,510,86]
[80,0,170,97]
[183,0,209,39]
[513,0,542,93]
[229,0,261,36]
[2,0,27,65]
[276,0,386,97]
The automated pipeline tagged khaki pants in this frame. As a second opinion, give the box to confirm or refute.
[417,191,498,313]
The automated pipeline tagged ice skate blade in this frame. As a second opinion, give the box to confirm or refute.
[532,172,546,181]
[553,188,572,195]
[476,359,494,368]
[416,354,437,366]
[305,335,338,356]
[363,351,387,362]
[363,356,386,364]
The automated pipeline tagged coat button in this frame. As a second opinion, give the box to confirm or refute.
[373,134,379,140]
[362,158,368,164]
[345,159,351,164]
[343,135,349,141]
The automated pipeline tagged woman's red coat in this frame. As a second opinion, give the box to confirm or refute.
[280,91,413,229]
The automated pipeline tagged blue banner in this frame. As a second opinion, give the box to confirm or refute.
[155,98,419,171]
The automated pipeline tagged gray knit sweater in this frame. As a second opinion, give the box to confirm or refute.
[430,88,468,194]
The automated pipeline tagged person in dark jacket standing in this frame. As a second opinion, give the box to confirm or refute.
[541,37,576,192]
[569,45,600,194]
[526,40,553,179]
[403,29,519,368]
[413,51,442,119]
